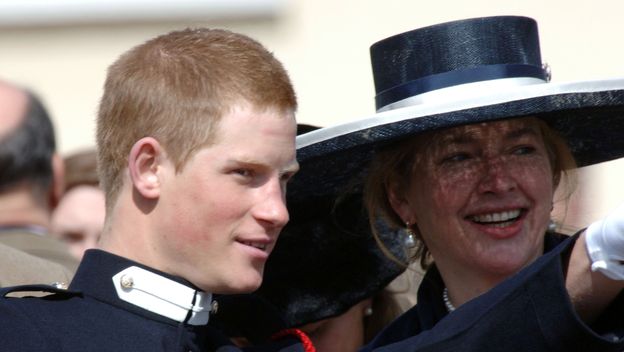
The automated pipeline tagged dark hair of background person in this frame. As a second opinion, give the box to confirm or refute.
[0,84,79,275]
[0,91,56,198]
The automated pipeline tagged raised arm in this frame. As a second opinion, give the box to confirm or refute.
[565,204,624,323]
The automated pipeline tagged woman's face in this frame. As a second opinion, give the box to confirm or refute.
[390,118,554,283]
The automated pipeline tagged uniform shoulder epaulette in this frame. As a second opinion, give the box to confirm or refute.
[0,283,82,299]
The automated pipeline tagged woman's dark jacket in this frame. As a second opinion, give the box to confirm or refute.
[361,233,624,352]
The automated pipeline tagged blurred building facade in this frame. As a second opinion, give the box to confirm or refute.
[1,0,623,228]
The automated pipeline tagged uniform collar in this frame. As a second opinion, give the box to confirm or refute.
[70,249,214,326]
[112,266,212,325]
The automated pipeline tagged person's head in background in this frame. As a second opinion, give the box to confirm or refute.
[96,28,298,294]
[0,79,64,227]
[51,149,104,260]
[294,124,409,351]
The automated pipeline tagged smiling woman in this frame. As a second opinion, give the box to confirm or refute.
[381,118,558,294]
[290,15,624,351]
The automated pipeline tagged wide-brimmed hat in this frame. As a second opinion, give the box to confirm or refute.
[289,15,624,203]
[210,124,408,342]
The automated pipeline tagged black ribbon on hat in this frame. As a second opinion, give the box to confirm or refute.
[376,63,549,110]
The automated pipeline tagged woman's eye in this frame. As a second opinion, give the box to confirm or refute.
[442,153,470,164]
[512,145,536,155]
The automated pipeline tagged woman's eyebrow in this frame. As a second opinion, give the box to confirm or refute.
[505,126,539,141]
[438,132,477,146]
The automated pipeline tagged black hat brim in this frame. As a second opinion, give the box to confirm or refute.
[291,79,624,202]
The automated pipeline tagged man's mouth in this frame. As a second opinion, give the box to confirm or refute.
[470,209,524,228]
[239,241,268,251]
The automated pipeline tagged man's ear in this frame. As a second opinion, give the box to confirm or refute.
[128,137,166,200]
[49,152,65,208]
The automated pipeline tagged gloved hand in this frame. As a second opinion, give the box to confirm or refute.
[585,203,624,280]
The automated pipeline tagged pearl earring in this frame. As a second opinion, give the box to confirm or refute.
[404,222,416,248]
[547,219,557,233]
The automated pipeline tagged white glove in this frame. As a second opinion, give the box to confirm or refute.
[585,203,624,280]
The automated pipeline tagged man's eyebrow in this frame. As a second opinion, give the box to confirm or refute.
[226,158,300,173]
[226,157,257,165]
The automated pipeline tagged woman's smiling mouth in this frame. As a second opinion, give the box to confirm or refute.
[469,209,525,228]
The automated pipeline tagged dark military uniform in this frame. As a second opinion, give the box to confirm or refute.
[0,249,304,352]
[360,234,624,352]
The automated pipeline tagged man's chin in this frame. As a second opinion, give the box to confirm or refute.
[220,271,264,294]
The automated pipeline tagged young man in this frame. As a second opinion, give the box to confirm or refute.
[0,28,304,351]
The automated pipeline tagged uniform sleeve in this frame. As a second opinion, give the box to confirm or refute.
[0,299,57,351]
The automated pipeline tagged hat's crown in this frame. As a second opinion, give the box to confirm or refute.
[371,16,547,110]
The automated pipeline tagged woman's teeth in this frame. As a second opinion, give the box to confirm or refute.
[472,209,521,225]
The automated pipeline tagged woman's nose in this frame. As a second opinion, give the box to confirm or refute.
[477,157,517,194]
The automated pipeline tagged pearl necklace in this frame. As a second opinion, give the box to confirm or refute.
[442,288,456,312]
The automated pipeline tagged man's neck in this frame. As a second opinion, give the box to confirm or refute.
[97,190,155,269]
[0,188,50,229]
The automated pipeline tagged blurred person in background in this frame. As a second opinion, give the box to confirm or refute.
[0,242,73,289]
[0,78,78,281]
[51,148,104,260]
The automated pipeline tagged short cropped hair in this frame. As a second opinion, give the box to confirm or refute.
[96,28,297,208]
[0,92,56,201]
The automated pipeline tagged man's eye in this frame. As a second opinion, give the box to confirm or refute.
[234,169,253,178]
